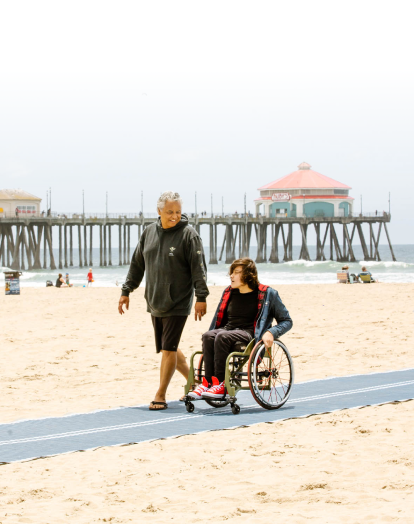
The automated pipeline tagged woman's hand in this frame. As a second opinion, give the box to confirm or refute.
[262,331,274,348]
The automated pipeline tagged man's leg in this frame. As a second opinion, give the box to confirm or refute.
[151,316,188,409]
[176,348,189,379]
[214,330,252,382]
[153,350,178,406]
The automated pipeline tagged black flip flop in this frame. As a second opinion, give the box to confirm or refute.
[149,401,168,411]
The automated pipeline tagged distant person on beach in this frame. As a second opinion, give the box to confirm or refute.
[188,258,292,400]
[358,266,378,283]
[342,265,350,280]
[118,191,209,411]
[56,273,69,288]
[87,269,93,287]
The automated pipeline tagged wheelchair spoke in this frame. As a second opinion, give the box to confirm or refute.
[248,341,294,410]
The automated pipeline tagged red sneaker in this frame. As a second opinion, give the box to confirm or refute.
[202,377,226,398]
[188,377,209,399]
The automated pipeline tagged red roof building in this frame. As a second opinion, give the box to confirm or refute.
[255,162,354,218]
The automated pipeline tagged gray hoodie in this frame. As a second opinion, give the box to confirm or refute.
[121,214,209,317]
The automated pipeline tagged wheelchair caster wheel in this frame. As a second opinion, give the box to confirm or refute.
[186,402,195,413]
[231,404,240,415]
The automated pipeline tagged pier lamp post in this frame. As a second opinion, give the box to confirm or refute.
[388,192,391,215]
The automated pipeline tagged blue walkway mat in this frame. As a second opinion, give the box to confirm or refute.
[1,368,413,464]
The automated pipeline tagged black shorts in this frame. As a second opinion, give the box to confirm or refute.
[151,315,188,353]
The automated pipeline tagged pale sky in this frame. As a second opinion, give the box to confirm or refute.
[1,0,413,243]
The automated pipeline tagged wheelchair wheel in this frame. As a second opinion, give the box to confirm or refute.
[196,354,230,409]
[247,340,294,410]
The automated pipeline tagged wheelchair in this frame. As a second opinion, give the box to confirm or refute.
[182,338,294,415]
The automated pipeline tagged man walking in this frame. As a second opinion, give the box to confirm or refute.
[118,191,209,410]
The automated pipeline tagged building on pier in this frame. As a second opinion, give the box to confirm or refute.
[0,189,42,218]
[255,162,354,218]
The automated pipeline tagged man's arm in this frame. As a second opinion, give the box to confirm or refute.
[121,240,145,298]
[188,236,209,320]
[119,239,146,315]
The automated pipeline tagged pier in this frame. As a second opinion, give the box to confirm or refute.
[0,213,396,271]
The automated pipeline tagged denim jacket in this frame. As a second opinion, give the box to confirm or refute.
[209,285,292,341]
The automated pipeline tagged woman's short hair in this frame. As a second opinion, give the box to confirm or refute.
[157,191,183,211]
[229,258,259,288]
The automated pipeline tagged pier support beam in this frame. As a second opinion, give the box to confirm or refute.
[127,225,131,264]
[89,225,93,267]
[269,223,279,263]
[64,225,68,268]
[69,226,73,267]
[99,225,103,267]
[330,224,344,261]
[225,224,234,264]
[370,222,382,261]
[255,224,266,263]
[43,226,47,268]
[123,225,127,265]
[84,225,88,267]
[343,224,356,262]
[209,224,217,264]
[384,222,396,261]
[299,224,311,261]
[47,225,56,270]
[108,225,112,266]
[103,225,107,266]
[33,225,43,269]
[78,225,83,268]
[58,225,63,269]
[119,225,122,266]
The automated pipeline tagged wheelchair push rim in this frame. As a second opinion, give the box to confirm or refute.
[247,340,294,410]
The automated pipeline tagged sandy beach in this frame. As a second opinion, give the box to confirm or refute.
[1,284,414,522]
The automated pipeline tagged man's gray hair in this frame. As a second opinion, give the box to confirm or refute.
[157,191,183,210]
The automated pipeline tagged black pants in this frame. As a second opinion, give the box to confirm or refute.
[202,328,252,383]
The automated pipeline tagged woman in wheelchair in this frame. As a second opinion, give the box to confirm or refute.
[188,257,293,400]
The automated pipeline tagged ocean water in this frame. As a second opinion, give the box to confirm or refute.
[2,244,414,288]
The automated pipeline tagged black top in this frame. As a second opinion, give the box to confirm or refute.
[224,287,258,334]
[56,278,62,288]
[121,214,209,317]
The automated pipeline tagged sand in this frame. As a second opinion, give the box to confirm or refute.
[1,284,413,522]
